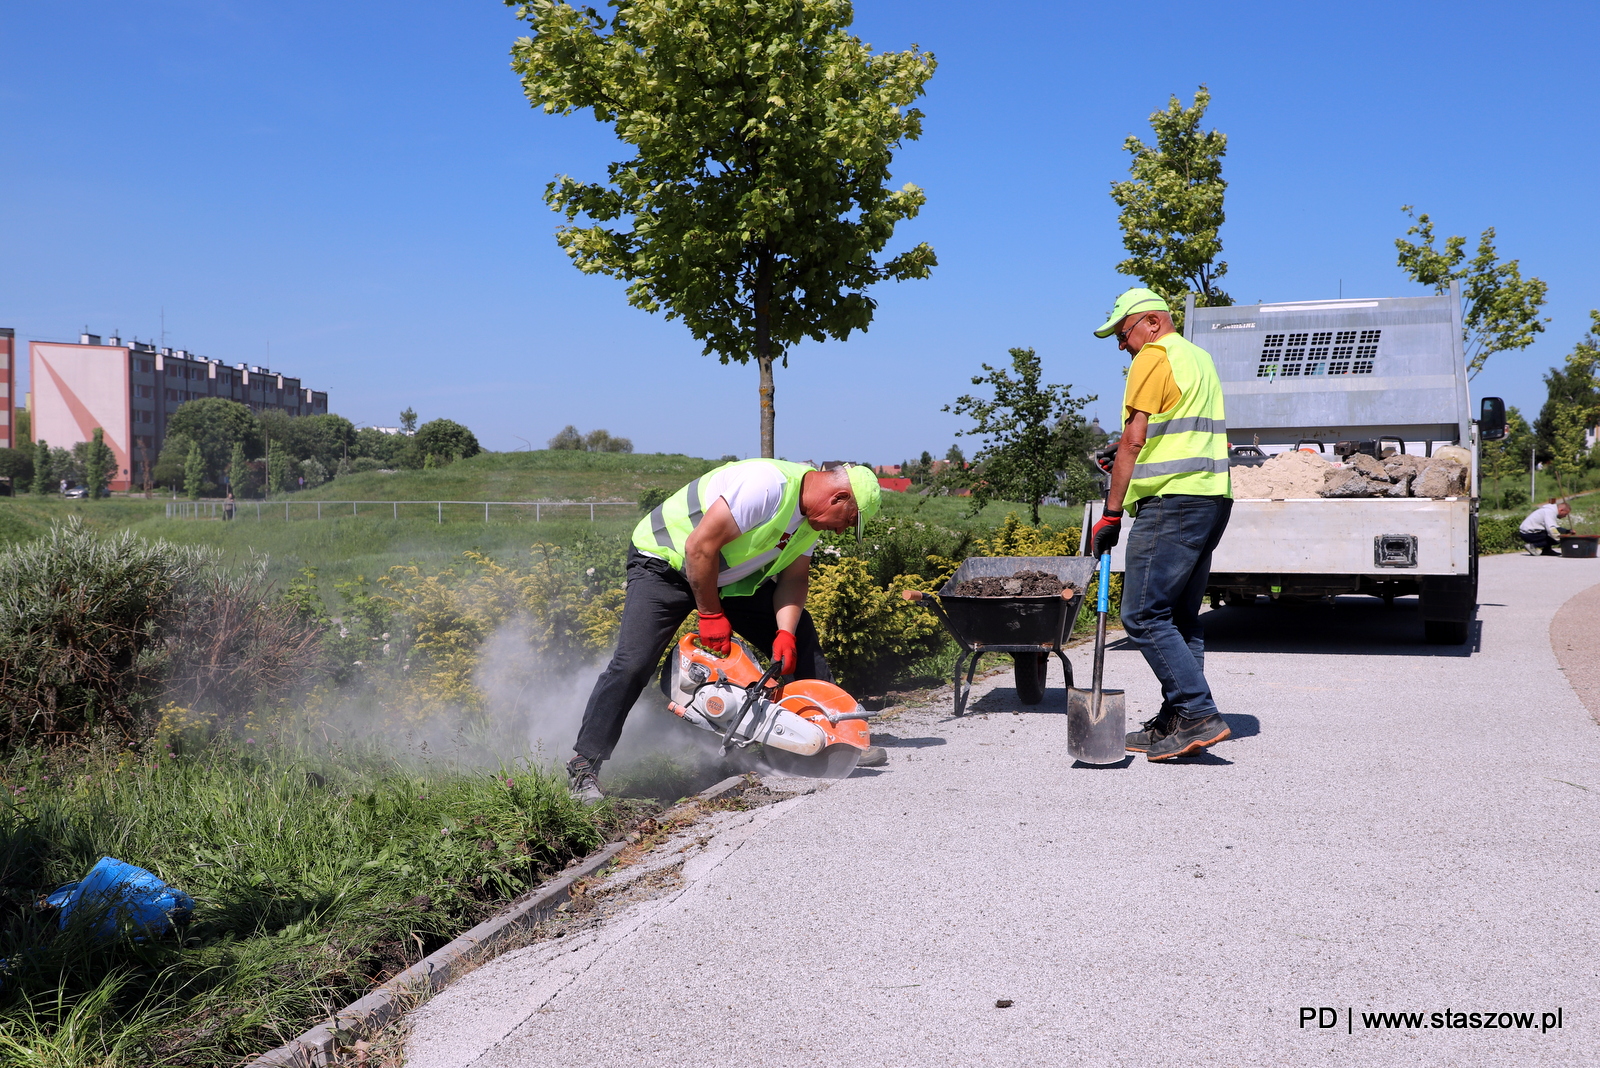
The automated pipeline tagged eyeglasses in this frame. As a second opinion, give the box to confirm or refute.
[1115,315,1146,345]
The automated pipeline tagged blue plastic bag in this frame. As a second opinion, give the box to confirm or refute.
[45,857,195,940]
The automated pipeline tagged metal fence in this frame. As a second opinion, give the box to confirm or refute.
[165,500,640,523]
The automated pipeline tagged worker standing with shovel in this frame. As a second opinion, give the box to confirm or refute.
[1089,288,1235,761]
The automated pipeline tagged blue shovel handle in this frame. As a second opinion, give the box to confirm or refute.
[1097,551,1111,614]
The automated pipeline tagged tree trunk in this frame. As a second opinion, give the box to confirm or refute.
[755,247,775,458]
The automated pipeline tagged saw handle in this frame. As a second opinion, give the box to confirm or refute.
[825,708,877,725]
[720,657,785,752]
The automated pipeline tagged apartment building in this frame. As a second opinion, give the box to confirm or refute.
[29,332,328,491]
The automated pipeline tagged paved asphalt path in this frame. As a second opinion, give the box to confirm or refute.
[407,554,1600,1067]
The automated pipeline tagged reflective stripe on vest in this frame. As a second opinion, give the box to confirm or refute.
[1122,332,1231,511]
[1142,416,1227,438]
[631,459,820,596]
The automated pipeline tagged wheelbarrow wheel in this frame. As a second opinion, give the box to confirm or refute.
[1013,652,1048,705]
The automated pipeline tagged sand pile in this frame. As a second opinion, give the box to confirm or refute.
[1230,448,1471,499]
[1229,449,1333,499]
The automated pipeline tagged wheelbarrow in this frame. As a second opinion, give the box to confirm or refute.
[902,556,1095,716]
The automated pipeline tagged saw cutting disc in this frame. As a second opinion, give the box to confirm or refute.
[758,742,863,779]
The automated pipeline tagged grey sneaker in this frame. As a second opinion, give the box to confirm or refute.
[1126,707,1178,752]
[1146,714,1232,761]
[566,754,604,802]
[857,745,888,768]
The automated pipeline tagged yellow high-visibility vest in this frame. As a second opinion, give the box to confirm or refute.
[632,459,820,596]
[1122,332,1231,513]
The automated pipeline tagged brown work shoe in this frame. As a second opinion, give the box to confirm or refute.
[1146,713,1231,761]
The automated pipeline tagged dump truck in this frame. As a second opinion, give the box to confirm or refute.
[1085,282,1506,645]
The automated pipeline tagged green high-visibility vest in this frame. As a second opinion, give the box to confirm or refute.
[632,459,820,597]
[1122,332,1231,513]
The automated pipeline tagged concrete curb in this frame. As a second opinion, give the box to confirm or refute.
[247,774,752,1067]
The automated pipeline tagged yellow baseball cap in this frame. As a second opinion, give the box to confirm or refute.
[1094,287,1171,338]
[845,464,881,540]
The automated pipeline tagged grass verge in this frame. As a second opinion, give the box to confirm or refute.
[0,741,637,1068]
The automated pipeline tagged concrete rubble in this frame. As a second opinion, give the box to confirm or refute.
[1230,444,1473,500]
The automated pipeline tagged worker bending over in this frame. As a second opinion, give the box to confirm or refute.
[1518,499,1572,556]
[1089,288,1234,761]
[567,460,883,800]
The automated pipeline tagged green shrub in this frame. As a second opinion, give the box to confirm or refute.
[0,520,319,748]
[1479,515,1522,555]
[815,515,974,586]
[806,557,941,694]
[0,447,34,486]
[638,486,670,514]
[1497,486,1529,510]
[414,419,481,466]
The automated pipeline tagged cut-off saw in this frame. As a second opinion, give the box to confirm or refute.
[660,634,875,778]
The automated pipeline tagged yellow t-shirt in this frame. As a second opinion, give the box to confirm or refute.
[1123,337,1183,422]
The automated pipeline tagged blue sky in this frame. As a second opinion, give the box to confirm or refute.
[3,1,1595,461]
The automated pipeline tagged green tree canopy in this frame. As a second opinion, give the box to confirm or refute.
[414,418,481,466]
[352,426,415,468]
[31,440,50,496]
[260,411,355,472]
[228,441,249,495]
[1394,207,1549,378]
[1533,309,1600,483]
[944,348,1096,523]
[183,441,205,501]
[82,428,114,499]
[0,446,34,485]
[547,425,583,451]
[167,398,262,485]
[1481,404,1533,506]
[1110,85,1231,326]
[153,434,192,491]
[510,0,937,456]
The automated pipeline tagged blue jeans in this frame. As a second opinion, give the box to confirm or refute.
[1120,494,1233,721]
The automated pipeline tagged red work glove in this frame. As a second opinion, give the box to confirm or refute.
[1093,442,1119,474]
[1090,509,1123,557]
[696,611,732,655]
[770,629,798,675]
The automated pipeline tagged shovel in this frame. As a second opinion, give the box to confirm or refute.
[1067,552,1125,764]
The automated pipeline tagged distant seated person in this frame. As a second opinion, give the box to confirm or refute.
[1518,499,1572,556]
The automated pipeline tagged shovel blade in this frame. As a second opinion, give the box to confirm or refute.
[1067,687,1126,765]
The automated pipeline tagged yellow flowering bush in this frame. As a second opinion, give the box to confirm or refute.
[310,543,627,728]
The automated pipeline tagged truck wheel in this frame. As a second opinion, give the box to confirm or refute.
[1419,572,1476,645]
[1013,652,1048,705]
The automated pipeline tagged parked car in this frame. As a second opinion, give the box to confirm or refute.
[63,484,88,499]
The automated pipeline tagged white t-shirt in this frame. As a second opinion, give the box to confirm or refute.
[643,461,812,581]
[1520,503,1564,537]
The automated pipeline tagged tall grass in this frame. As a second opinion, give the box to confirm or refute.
[0,741,611,1067]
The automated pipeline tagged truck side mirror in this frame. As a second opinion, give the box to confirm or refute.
[1480,397,1507,441]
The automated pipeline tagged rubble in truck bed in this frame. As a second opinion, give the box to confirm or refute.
[947,571,1078,598]
[1230,445,1472,500]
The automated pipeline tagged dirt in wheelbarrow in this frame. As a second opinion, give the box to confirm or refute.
[947,570,1078,598]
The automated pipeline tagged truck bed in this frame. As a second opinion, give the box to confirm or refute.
[1083,497,1472,577]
